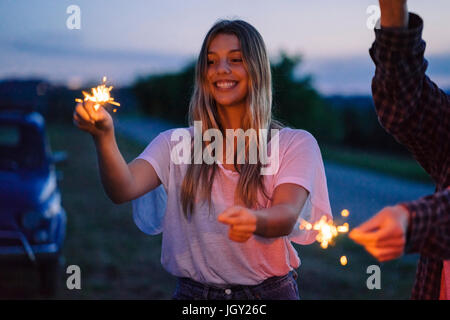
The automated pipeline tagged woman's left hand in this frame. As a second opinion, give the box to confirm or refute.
[218,206,258,242]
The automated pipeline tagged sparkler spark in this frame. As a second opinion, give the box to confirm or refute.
[299,215,349,249]
[75,76,120,112]
[300,210,352,265]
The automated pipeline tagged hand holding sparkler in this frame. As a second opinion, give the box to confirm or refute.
[218,206,258,243]
[349,205,409,262]
[73,77,119,138]
[73,100,113,138]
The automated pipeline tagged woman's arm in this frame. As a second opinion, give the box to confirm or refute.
[379,0,408,28]
[254,183,309,237]
[73,101,161,204]
[217,183,309,241]
[93,133,161,204]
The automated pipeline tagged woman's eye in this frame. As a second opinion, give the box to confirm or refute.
[207,60,214,65]
[231,58,242,62]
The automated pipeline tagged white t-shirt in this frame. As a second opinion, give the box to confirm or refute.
[132,126,332,286]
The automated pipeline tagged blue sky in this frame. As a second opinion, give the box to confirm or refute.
[1,0,449,94]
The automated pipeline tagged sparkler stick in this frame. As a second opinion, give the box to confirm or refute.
[75,76,120,112]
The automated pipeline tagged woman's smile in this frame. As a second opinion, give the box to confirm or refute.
[214,80,239,90]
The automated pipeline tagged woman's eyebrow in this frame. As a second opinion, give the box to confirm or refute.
[207,49,241,54]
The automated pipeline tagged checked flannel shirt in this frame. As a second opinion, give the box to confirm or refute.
[370,13,450,300]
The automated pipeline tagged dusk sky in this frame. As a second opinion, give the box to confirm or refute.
[1,0,449,94]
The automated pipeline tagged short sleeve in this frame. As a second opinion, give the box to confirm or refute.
[132,184,167,235]
[135,130,171,190]
[132,130,172,235]
[273,129,333,245]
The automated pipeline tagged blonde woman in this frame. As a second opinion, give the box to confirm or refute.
[73,20,332,300]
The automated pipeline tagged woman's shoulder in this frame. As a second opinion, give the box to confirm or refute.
[157,126,193,141]
[278,127,318,147]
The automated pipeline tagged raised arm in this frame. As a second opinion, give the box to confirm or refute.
[73,101,161,204]
[371,0,450,182]
[350,1,450,265]
[379,0,409,28]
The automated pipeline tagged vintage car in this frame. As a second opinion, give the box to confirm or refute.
[0,107,66,295]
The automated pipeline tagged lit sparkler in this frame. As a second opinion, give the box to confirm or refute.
[299,215,349,249]
[299,209,351,265]
[75,76,120,112]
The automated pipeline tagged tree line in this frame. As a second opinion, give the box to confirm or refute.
[132,53,410,156]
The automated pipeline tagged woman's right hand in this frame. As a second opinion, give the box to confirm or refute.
[73,100,114,138]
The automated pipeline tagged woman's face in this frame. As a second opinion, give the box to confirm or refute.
[206,33,249,108]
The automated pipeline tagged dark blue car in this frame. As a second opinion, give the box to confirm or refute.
[0,108,66,295]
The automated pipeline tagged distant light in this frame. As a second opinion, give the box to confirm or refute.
[67,76,83,90]
[340,256,348,266]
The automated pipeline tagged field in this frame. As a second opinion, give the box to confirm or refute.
[321,145,431,184]
[0,123,418,299]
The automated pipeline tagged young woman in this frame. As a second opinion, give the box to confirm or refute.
[73,19,332,300]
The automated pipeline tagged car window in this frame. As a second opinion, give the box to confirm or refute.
[0,124,46,170]
[0,125,20,147]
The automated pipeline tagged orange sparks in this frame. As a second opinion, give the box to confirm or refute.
[75,76,120,111]
[300,212,351,265]
[337,223,349,233]
[299,215,349,249]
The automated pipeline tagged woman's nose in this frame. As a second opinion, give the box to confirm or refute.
[216,59,231,74]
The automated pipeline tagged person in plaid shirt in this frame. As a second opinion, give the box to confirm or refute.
[349,0,449,300]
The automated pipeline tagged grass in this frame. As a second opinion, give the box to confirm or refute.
[51,123,176,299]
[0,122,418,299]
[293,238,418,299]
[0,123,175,299]
[321,144,433,184]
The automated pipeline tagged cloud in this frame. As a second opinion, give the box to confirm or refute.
[301,54,450,95]
[7,38,190,63]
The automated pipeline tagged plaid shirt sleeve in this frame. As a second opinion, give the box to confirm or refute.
[370,13,450,299]
[402,188,450,259]
[369,13,449,183]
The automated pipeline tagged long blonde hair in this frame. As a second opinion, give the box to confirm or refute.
[181,19,284,218]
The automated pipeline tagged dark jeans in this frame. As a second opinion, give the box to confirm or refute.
[172,270,299,300]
